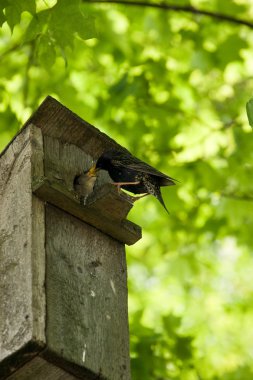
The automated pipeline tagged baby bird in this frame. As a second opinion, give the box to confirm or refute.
[74,166,98,204]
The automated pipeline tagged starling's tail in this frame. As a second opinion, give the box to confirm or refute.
[155,188,170,214]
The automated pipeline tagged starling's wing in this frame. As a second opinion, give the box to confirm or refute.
[155,186,170,214]
[111,152,177,186]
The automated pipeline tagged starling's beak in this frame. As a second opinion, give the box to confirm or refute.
[87,165,99,177]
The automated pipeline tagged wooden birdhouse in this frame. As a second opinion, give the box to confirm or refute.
[0,97,141,380]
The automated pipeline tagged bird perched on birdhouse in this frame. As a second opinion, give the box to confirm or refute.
[74,166,98,204]
[88,149,177,213]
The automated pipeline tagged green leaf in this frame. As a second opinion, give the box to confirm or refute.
[173,336,194,361]
[217,34,248,68]
[0,0,8,26]
[246,97,253,128]
[51,0,96,47]
[20,0,36,15]
[5,4,20,32]
[0,10,6,26]
[0,107,19,134]
[36,35,56,68]
[1,2,253,379]
[0,0,9,11]
[24,0,96,66]
[24,9,50,43]
[4,0,36,31]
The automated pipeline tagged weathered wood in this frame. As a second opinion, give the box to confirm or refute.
[1,98,142,379]
[42,133,134,221]
[87,182,134,221]
[44,132,132,221]
[22,96,125,159]
[33,179,140,246]
[0,125,46,373]
[30,126,46,344]
[31,134,141,245]
[0,342,43,380]
[6,356,80,380]
[45,205,131,380]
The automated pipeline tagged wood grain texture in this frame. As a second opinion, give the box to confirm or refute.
[23,96,125,159]
[33,179,140,246]
[32,134,141,245]
[0,102,139,379]
[43,134,134,221]
[6,356,80,380]
[0,342,43,380]
[0,96,134,163]
[0,125,46,367]
[45,205,131,380]
[1,98,142,244]
[0,127,45,359]
[30,125,46,343]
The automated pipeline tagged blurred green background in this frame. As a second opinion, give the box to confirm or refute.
[1,1,253,378]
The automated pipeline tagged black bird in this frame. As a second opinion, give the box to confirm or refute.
[89,149,176,213]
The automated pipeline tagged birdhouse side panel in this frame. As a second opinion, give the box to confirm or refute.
[0,125,46,363]
[45,204,131,380]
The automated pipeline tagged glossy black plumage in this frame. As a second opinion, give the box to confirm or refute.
[95,149,176,213]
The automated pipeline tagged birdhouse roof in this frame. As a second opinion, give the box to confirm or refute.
[26,96,122,158]
[1,96,121,159]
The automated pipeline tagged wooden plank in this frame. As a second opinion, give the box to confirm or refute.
[0,103,139,378]
[0,125,46,376]
[33,178,141,245]
[30,125,46,343]
[23,96,126,159]
[6,356,80,380]
[43,134,134,221]
[0,342,42,380]
[45,205,131,380]
[87,182,134,221]
[1,100,142,245]
[0,96,128,164]
[32,134,141,245]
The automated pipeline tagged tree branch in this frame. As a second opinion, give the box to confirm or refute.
[84,0,253,29]
[0,42,25,60]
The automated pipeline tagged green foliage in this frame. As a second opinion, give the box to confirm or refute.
[1,0,36,30]
[131,312,195,379]
[1,1,253,379]
[246,97,253,128]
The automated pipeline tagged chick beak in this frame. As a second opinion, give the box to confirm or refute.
[87,165,99,177]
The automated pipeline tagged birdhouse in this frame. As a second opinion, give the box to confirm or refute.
[0,97,141,380]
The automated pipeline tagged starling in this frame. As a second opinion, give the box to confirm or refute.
[89,149,176,213]
[74,166,98,204]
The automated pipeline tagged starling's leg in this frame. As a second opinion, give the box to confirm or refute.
[112,181,140,186]
[112,181,140,194]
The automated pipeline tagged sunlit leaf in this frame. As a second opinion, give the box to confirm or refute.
[1,2,253,379]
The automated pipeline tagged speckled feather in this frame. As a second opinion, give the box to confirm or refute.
[96,150,177,213]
